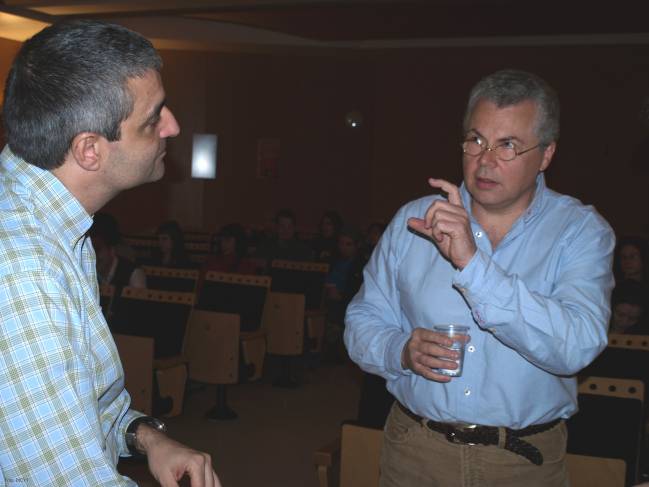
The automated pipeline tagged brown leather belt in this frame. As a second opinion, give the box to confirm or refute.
[397,402,561,465]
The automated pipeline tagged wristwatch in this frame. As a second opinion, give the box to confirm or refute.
[125,416,167,456]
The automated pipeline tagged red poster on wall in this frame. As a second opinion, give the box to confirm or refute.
[256,138,280,179]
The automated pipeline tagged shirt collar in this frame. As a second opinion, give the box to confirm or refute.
[460,172,547,224]
[0,145,94,247]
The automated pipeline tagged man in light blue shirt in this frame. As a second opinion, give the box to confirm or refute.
[345,69,615,486]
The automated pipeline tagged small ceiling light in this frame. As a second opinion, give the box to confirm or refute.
[345,110,363,129]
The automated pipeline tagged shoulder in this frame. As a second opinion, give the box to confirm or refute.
[539,188,615,258]
[543,188,614,238]
[0,204,73,287]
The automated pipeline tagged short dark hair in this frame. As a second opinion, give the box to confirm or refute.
[218,223,248,258]
[463,69,560,147]
[319,210,343,235]
[275,209,296,225]
[2,19,161,169]
[613,235,648,282]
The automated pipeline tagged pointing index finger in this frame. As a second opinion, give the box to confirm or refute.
[428,178,463,207]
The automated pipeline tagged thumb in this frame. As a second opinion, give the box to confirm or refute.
[407,216,428,232]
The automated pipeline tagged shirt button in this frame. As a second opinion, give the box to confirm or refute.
[464,388,471,396]
[474,231,483,238]
[488,327,496,333]
[467,345,475,353]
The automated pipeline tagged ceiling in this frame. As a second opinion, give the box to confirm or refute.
[1,0,649,51]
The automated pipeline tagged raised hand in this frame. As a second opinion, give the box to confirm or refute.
[407,178,477,270]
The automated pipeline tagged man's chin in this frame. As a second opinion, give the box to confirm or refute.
[149,158,166,182]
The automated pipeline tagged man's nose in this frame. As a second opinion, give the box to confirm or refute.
[160,106,180,138]
[477,146,498,166]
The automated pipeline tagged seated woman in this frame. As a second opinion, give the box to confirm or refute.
[203,223,257,275]
[151,220,191,268]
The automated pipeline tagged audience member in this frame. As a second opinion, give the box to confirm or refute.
[0,19,219,486]
[203,223,257,274]
[311,210,344,262]
[256,209,314,269]
[362,221,386,260]
[609,279,648,334]
[324,225,367,362]
[89,212,147,289]
[613,235,648,286]
[152,220,191,268]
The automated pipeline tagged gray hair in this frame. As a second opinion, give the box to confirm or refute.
[463,69,560,146]
[2,19,162,169]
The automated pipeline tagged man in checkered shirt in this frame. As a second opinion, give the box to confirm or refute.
[0,20,220,486]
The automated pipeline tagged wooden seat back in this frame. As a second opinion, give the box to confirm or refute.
[196,271,271,332]
[112,333,153,415]
[568,376,644,486]
[269,260,329,311]
[184,309,240,385]
[142,265,199,292]
[111,287,194,359]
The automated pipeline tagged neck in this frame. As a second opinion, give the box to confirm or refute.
[51,164,116,215]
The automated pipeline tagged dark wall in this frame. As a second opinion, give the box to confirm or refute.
[1,37,647,237]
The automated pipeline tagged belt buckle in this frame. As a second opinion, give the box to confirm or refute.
[446,423,478,446]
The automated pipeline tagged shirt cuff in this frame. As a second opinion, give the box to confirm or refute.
[452,249,498,329]
[385,331,413,377]
[119,409,146,457]
[454,246,482,282]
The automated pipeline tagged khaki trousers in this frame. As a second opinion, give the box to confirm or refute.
[380,403,570,487]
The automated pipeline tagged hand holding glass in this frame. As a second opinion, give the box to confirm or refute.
[433,325,470,377]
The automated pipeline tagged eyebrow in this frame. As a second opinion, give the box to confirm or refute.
[466,129,524,144]
[141,98,166,129]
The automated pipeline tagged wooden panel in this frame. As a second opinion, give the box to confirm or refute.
[340,424,383,487]
[263,291,305,356]
[156,364,188,418]
[566,454,626,487]
[578,376,644,401]
[240,331,266,382]
[185,310,240,385]
[113,334,153,415]
[608,334,649,351]
[120,287,195,305]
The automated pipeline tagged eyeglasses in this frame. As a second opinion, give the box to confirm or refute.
[461,135,541,162]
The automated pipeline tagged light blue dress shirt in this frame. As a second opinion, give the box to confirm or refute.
[344,174,615,429]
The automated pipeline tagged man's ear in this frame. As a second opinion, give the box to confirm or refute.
[539,142,556,172]
[69,132,101,171]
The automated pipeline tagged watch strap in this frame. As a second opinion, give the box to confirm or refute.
[125,416,167,456]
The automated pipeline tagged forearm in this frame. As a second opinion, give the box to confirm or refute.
[456,247,613,375]
[344,283,411,379]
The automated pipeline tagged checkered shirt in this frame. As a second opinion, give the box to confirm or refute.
[0,146,141,486]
